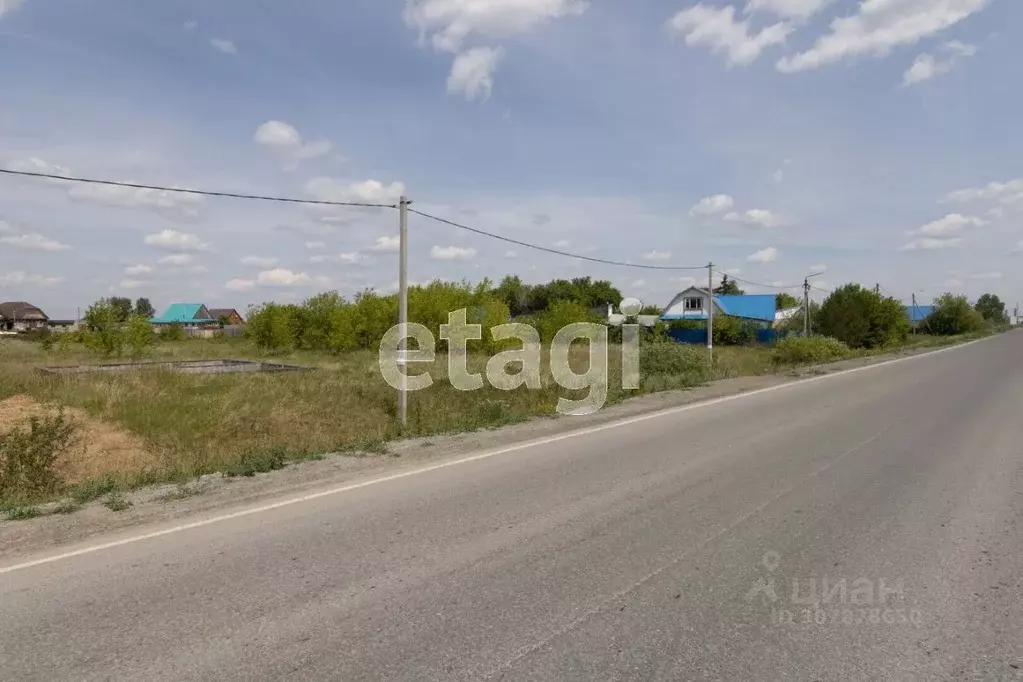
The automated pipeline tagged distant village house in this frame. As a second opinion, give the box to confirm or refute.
[0,301,49,332]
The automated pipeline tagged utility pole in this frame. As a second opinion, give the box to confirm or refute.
[397,195,410,428]
[803,277,811,337]
[875,283,880,295]
[707,262,714,365]
[911,293,917,335]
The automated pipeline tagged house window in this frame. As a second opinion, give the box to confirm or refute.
[683,297,704,311]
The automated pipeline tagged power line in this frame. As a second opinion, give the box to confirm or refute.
[0,168,398,208]
[408,208,708,271]
[811,285,833,294]
[728,274,804,291]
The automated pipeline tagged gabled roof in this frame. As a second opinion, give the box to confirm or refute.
[0,301,48,321]
[207,308,243,322]
[151,303,214,324]
[660,288,777,322]
[905,304,935,323]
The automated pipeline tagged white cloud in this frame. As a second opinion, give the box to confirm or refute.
[987,207,1005,219]
[159,253,194,266]
[669,276,697,288]
[1014,240,1023,253]
[900,236,964,251]
[914,213,986,236]
[305,241,327,251]
[778,0,990,73]
[945,39,978,57]
[745,0,833,19]
[254,120,332,168]
[944,277,964,288]
[119,279,155,291]
[304,177,405,203]
[968,271,1003,280]
[430,245,477,261]
[668,5,792,67]
[240,255,279,267]
[902,54,952,86]
[0,0,24,21]
[144,229,210,252]
[309,252,367,264]
[210,38,237,54]
[772,168,785,183]
[69,182,203,220]
[447,47,503,101]
[643,250,672,261]
[257,268,313,286]
[403,0,588,53]
[7,156,203,219]
[183,20,197,30]
[124,264,154,276]
[504,250,518,258]
[746,246,779,263]
[370,236,400,252]
[689,194,735,216]
[943,178,1023,206]
[225,278,256,292]
[4,156,70,181]
[902,41,977,86]
[0,232,71,251]
[809,263,828,273]
[725,209,786,227]
[0,271,62,288]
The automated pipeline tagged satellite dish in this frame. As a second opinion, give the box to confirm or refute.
[620,297,643,317]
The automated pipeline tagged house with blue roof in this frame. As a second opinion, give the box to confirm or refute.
[660,287,778,324]
[905,303,935,332]
[150,303,218,328]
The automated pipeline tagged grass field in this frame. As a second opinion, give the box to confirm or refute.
[0,329,999,508]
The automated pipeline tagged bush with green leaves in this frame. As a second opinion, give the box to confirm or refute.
[533,299,599,344]
[814,284,909,349]
[927,293,987,335]
[974,293,1008,325]
[0,412,78,500]
[639,342,712,390]
[772,335,851,366]
[82,299,125,356]
[160,322,186,342]
[126,315,155,358]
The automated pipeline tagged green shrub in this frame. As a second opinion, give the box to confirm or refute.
[4,506,42,521]
[161,322,186,342]
[0,412,77,500]
[928,293,988,335]
[223,446,289,477]
[534,300,599,343]
[103,492,132,512]
[772,336,850,366]
[639,343,712,389]
[126,315,155,358]
[815,284,909,349]
[38,328,56,351]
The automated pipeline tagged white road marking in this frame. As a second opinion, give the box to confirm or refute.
[0,336,995,575]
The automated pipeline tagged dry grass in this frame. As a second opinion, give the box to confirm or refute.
[0,327,995,501]
[0,338,643,492]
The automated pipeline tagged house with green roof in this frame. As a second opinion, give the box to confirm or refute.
[150,303,218,328]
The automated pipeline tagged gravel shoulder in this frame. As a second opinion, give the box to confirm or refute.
[0,341,980,561]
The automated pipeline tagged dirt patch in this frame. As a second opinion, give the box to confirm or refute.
[0,395,157,484]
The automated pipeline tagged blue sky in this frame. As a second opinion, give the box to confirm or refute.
[2,0,1021,318]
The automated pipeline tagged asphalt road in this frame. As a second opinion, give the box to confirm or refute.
[2,333,1022,681]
